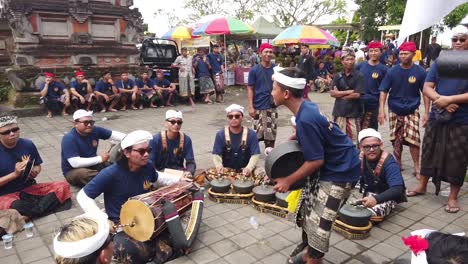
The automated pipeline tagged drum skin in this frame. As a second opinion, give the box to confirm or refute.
[338,204,372,227]
[265,141,306,190]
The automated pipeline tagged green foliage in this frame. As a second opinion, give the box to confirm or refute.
[0,83,13,102]
[331,17,359,45]
[354,0,388,41]
[333,56,343,73]
[443,3,468,28]
[385,0,406,25]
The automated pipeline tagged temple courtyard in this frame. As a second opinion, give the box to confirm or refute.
[1,89,467,264]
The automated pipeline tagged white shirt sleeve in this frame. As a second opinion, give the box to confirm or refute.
[77,189,101,214]
[68,156,103,168]
[155,171,180,186]
[110,131,126,142]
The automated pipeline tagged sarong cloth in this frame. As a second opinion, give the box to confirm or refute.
[361,108,379,130]
[198,76,215,95]
[333,117,361,145]
[252,108,278,142]
[420,123,468,194]
[178,76,195,97]
[388,109,420,164]
[213,73,225,94]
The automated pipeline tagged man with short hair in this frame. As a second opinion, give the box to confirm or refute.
[40,72,71,118]
[330,48,365,144]
[270,67,359,264]
[149,110,196,177]
[247,43,278,148]
[136,71,158,108]
[212,104,262,180]
[407,27,468,213]
[357,41,388,130]
[77,130,192,263]
[116,72,138,110]
[208,44,226,103]
[425,37,442,68]
[153,70,177,107]
[0,115,72,218]
[194,48,215,104]
[94,71,121,113]
[378,41,429,178]
[61,110,126,187]
[297,44,315,98]
[356,128,406,222]
[173,47,195,107]
[69,71,96,111]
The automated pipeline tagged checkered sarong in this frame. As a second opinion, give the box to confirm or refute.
[388,109,420,147]
[333,117,361,145]
[253,108,278,142]
[301,181,353,253]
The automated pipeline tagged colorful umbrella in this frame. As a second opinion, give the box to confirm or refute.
[161,26,196,40]
[192,17,254,36]
[273,25,340,47]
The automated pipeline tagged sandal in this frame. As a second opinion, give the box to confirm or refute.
[445,205,460,214]
[287,252,305,264]
[406,190,425,197]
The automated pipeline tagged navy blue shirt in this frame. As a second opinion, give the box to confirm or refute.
[116,79,136,90]
[193,55,211,78]
[362,154,404,194]
[379,64,426,115]
[357,61,388,110]
[426,61,468,124]
[149,132,195,171]
[40,81,65,100]
[95,80,114,95]
[83,162,158,222]
[0,139,43,196]
[153,78,171,88]
[70,80,89,96]
[212,128,260,169]
[248,64,276,110]
[207,53,224,74]
[295,101,360,183]
[61,127,112,175]
[135,78,154,89]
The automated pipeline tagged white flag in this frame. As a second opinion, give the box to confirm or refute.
[398,0,467,43]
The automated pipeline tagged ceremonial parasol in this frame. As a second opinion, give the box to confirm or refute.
[273,25,340,47]
[161,26,197,40]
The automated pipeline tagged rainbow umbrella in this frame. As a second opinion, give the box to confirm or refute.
[192,17,254,36]
[162,26,196,40]
[273,25,340,47]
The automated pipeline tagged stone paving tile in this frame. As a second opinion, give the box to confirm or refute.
[18,246,51,264]
[335,239,367,256]
[263,219,292,233]
[261,252,288,264]
[385,235,412,251]
[32,214,58,226]
[29,257,55,264]
[246,226,276,240]
[265,233,294,251]
[187,247,220,264]
[223,249,257,264]
[208,239,240,257]
[203,215,230,229]
[355,249,391,264]
[323,247,351,264]
[244,242,275,260]
[371,242,405,260]
[230,232,258,248]
[369,227,393,241]
[1,254,21,264]
[167,256,196,264]
[14,236,44,253]
[197,230,224,246]
[377,220,405,234]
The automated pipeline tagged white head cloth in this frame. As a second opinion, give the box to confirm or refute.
[53,212,110,259]
[358,128,382,143]
[272,66,306,90]
[290,116,296,126]
[409,229,466,264]
[225,104,244,115]
[0,115,17,128]
[121,130,152,149]
[73,109,93,121]
[166,110,183,120]
[452,25,468,36]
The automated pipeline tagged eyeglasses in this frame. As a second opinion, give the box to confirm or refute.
[167,119,183,125]
[227,114,242,120]
[451,38,466,43]
[76,120,95,126]
[361,144,380,151]
[131,147,152,155]
[0,127,20,135]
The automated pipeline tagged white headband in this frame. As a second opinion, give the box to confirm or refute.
[272,66,306,90]
[225,104,244,115]
[53,212,110,259]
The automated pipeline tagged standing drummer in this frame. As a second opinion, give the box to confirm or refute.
[270,67,360,264]
[77,130,191,264]
[212,104,262,179]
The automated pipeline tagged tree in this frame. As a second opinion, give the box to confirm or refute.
[231,0,266,22]
[443,2,468,28]
[184,0,229,24]
[330,17,359,46]
[270,0,346,27]
[354,0,389,41]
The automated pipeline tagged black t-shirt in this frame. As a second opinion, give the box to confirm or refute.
[332,70,365,118]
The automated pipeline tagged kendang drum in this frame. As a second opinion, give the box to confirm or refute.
[120,182,203,247]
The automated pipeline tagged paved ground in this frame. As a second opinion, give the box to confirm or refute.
[1,88,467,264]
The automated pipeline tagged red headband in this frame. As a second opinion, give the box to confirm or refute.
[399,42,416,52]
[75,71,85,77]
[44,72,55,78]
[259,43,273,53]
[368,41,383,49]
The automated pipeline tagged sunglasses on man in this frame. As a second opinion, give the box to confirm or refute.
[0,127,20,135]
[77,120,95,126]
[166,119,183,125]
[451,38,466,43]
[131,147,152,156]
[227,114,242,120]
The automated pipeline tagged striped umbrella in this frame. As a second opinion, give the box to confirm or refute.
[192,17,254,36]
[273,25,340,47]
[161,26,196,40]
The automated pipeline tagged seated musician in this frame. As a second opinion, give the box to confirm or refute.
[69,71,96,111]
[61,110,126,187]
[149,110,196,177]
[358,128,406,221]
[53,212,114,264]
[0,115,72,219]
[77,130,191,264]
[39,72,71,118]
[212,104,263,181]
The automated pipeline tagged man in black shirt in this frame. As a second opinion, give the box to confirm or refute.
[330,48,365,145]
[297,44,316,99]
[425,37,442,68]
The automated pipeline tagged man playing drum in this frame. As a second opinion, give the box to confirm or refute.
[149,110,196,177]
[77,130,192,264]
[270,67,360,264]
[212,104,264,183]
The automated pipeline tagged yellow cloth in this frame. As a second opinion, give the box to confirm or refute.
[286,189,302,213]
[413,50,422,62]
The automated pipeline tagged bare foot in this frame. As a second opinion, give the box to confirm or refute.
[47,113,52,118]
[131,106,138,110]
[109,108,118,112]
[100,109,107,113]
[62,112,69,116]
[139,105,143,110]
[120,107,127,111]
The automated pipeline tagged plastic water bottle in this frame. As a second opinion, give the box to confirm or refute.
[101,117,108,121]
[249,216,259,230]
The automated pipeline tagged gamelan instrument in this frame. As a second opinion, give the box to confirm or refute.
[251,184,289,218]
[332,202,373,240]
[119,182,204,249]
